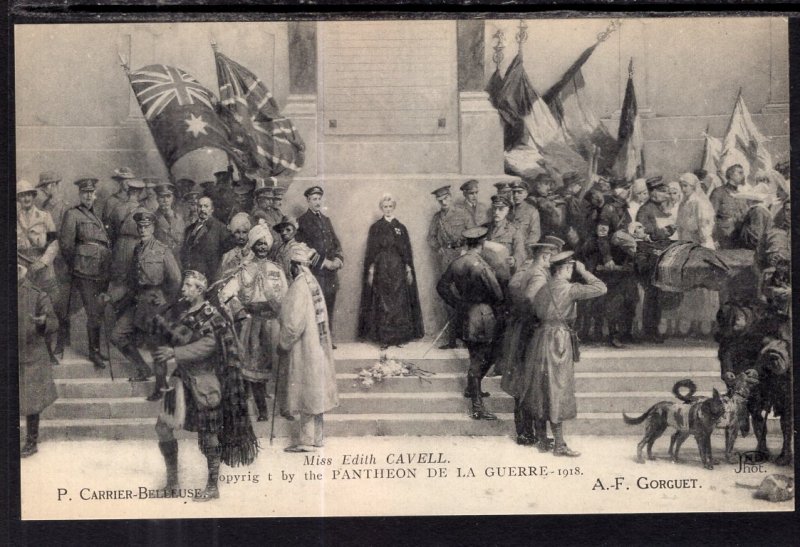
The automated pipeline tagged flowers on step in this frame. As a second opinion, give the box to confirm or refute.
[354,356,435,388]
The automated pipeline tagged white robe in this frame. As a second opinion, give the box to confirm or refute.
[278,270,339,415]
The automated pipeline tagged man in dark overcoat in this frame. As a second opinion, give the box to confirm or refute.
[295,186,344,347]
[181,196,233,283]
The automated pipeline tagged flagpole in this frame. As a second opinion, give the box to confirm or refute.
[515,19,528,55]
[119,54,176,185]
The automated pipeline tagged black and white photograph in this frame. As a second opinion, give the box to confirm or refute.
[14,16,794,518]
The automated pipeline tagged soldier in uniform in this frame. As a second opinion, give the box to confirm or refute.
[219,224,289,422]
[295,186,344,348]
[98,167,136,225]
[484,194,526,273]
[59,177,112,369]
[252,186,274,221]
[17,179,65,363]
[227,179,255,225]
[508,179,542,245]
[456,179,490,226]
[108,178,149,282]
[153,270,258,501]
[436,227,504,421]
[494,181,513,200]
[270,215,303,278]
[175,179,200,226]
[18,263,59,458]
[105,210,182,392]
[426,185,472,349]
[710,164,750,249]
[36,171,68,228]
[527,173,565,239]
[600,178,634,234]
[153,182,185,258]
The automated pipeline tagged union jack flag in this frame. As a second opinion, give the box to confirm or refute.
[214,51,305,176]
[127,64,232,167]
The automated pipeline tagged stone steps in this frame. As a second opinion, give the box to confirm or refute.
[42,391,731,420]
[34,341,741,440]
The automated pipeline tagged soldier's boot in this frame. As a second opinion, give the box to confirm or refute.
[194,452,221,502]
[533,419,554,452]
[147,373,168,401]
[469,374,497,421]
[21,414,40,458]
[252,383,269,422]
[551,422,580,457]
[158,440,180,493]
[514,399,535,445]
[462,366,490,399]
[120,345,152,382]
[88,327,107,369]
[54,321,69,358]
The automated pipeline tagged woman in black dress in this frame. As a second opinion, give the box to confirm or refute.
[358,194,424,349]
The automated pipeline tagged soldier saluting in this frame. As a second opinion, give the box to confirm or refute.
[436,226,503,421]
[58,177,112,369]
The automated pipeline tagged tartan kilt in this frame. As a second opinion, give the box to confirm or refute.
[181,375,223,435]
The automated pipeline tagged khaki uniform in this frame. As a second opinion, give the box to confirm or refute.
[154,208,186,257]
[427,207,472,270]
[510,200,541,245]
[485,219,527,272]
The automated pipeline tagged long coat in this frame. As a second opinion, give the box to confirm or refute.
[278,270,339,416]
[295,209,344,299]
[358,217,424,346]
[524,273,606,422]
[58,204,112,281]
[18,278,58,415]
[181,216,233,283]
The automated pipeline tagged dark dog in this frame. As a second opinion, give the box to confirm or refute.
[716,369,760,463]
[623,380,726,469]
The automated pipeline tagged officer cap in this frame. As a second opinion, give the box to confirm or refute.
[233,181,254,195]
[155,182,176,196]
[490,194,512,208]
[274,215,298,232]
[272,186,286,197]
[645,176,666,192]
[17,179,37,196]
[493,182,510,193]
[460,179,479,193]
[74,177,99,191]
[38,171,62,187]
[550,250,575,266]
[111,167,136,180]
[462,226,489,242]
[304,186,324,198]
[127,178,147,190]
[508,179,530,192]
[254,186,274,199]
[542,235,565,252]
[182,183,201,198]
[133,209,156,226]
[431,185,451,198]
[183,270,208,290]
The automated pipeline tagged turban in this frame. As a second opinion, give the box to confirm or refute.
[631,178,647,194]
[247,222,273,250]
[229,212,252,232]
[289,242,315,265]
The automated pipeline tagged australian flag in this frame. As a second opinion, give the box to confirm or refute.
[127,64,232,166]
[214,50,305,176]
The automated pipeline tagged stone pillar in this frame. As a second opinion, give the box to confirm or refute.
[764,17,789,113]
[457,20,504,175]
[286,22,319,176]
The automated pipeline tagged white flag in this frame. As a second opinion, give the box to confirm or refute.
[718,92,772,182]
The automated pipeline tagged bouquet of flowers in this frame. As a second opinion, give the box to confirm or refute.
[354,351,435,388]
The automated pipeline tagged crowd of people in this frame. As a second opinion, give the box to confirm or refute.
[16,158,792,485]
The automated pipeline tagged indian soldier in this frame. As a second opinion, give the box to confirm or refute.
[527,252,606,455]
[710,164,749,249]
[278,244,339,452]
[219,224,288,422]
[98,167,136,226]
[500,236,561,446]
[153,270,258,500]
[17,179,65,363]
[35,171,71,355]
[58,177,112,369]
[108,178,149,282]
[485,194,526,274]
[426,185,472,349]
[181,196,234,283]
[105,210,182,392]
[295,186,344,348]
[436,227,504,421]
[175,179,200,226]
[153,182,185,258]
[218,213,254,279]
[270,215,303,278]
[456,179,490,226]
[508,179,542,245]
[18,263,59,458]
